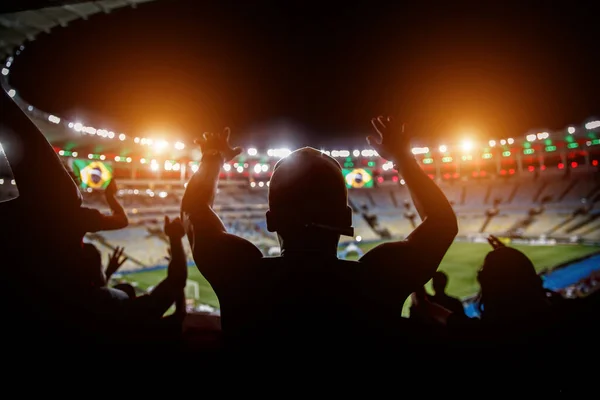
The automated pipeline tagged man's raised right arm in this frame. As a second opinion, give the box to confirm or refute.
[180,129,262,284]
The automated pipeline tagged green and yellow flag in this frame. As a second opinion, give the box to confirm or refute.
[72,160,113,189]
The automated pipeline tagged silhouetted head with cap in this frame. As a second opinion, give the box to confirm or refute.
[266,147,353,255]
[477,247,549,320]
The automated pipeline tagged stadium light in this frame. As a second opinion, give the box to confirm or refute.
[361,149,376,157]
[461,140,473,152]
[567,127,576,134]
[174,141,185,150]
[154,140,168,152]
[439,145,447,153]
[411,147,429,155]
[586,121,600,130]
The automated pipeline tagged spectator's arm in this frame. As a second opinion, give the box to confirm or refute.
[361,117,458,287]
[0,86,81,211]
[126,217,188,319]
[99,180,128,230]
[181,129,262,286]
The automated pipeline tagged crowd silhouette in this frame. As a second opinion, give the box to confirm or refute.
[1,88,598,388]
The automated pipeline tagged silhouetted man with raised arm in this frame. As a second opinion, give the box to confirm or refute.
[181,118,458,353]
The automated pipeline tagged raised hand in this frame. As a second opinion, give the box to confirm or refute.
[105,179,118,197]
[106,246,128,279]
[487,235,507,250]
[194,127,242,162]
[164,216,185,239]
[367,116,410,162]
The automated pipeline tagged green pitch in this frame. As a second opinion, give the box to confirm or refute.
[118,241,599,313]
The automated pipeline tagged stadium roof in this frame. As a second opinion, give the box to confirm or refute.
[0,0,156,59]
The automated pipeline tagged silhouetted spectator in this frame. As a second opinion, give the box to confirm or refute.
[181,118,458,354]
[430,271,465,317]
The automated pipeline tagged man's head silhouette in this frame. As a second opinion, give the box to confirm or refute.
[432,271,449,294]
[266,147,353,246]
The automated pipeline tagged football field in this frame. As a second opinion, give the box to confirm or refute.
[119,241,600,313]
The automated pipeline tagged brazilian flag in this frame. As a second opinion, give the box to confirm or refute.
[72,160,113,189]
[342,168,373,189]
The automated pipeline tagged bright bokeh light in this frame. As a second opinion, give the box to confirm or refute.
[119,134,126,141]
[7,89,16,98]
[174,141,185,150]
[500,139,507,145]
[223,164,231,172]
[461,140,473,152]
[258,181,265,187]
[488,140,496,147]
[236,166,244,173]
[411,147,429,155]
[439,145,447,153]
[526,134,536,142]
[150,163,159,172]
[253,164,262,174]
[567,127,576,134]
[1,68,8,76]
[353,150,360,157]
[585,121,600,130]
[356,236,362,242]
[247,148,258,156]
[154,140,169,152]
[74,122,83,132]
[507,138,514,145]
